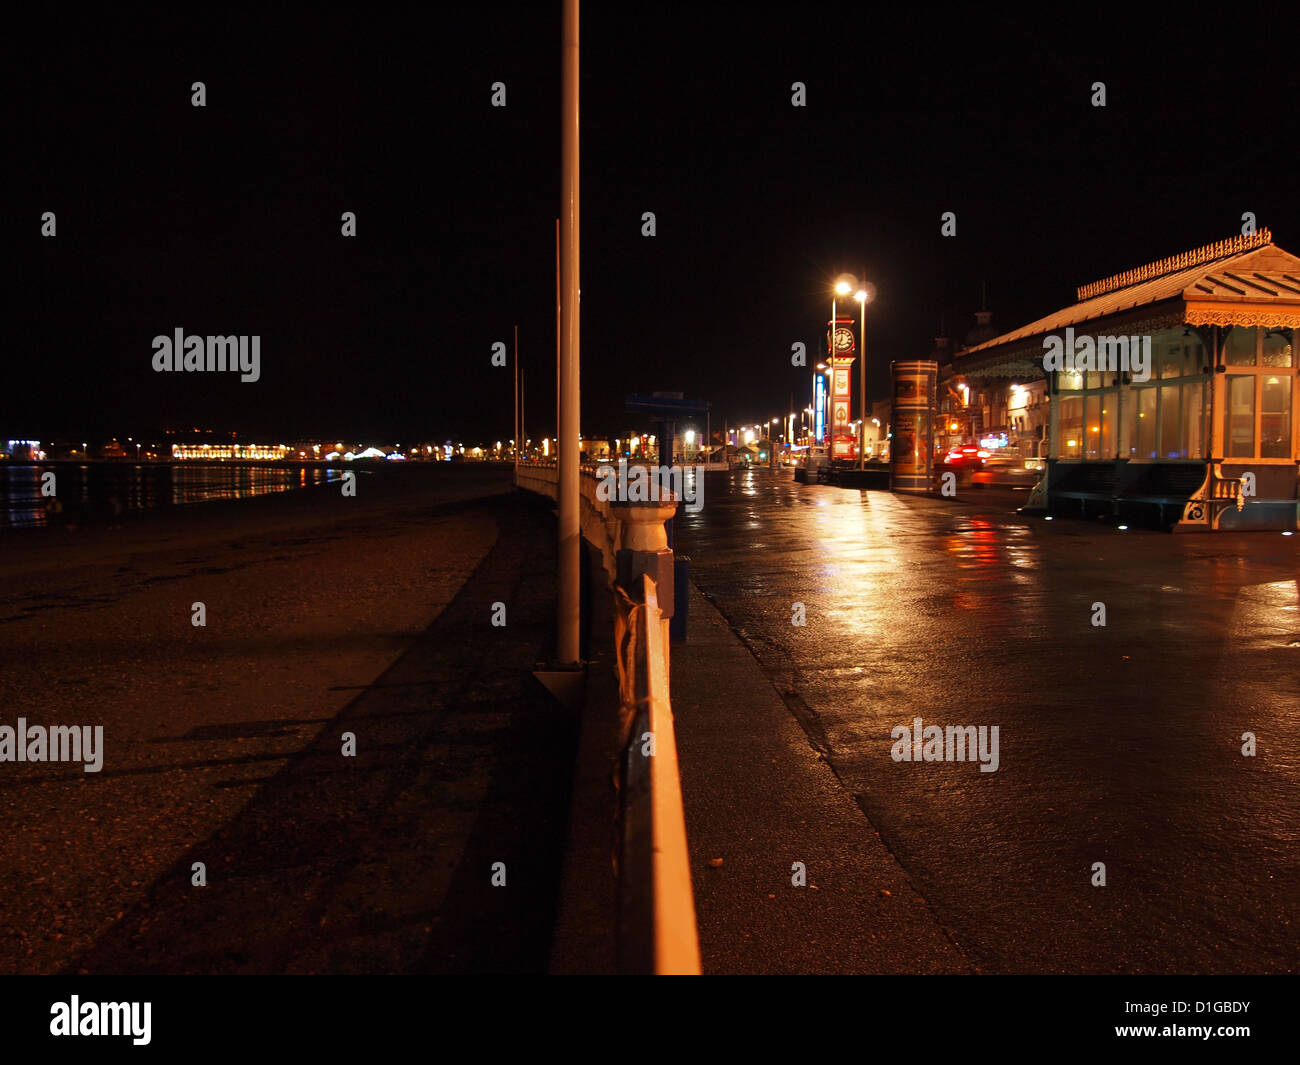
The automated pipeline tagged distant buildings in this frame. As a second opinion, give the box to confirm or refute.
[172,442,289,460]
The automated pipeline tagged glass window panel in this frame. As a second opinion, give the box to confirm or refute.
[1185,342,1207,376]
[1261,376,1292,458]
[1085,371,1104,390]
[1224,326,1259,366]
[1160,344,1183,379]
[1225,375,1256,457]
[1059,397,1082,458]
[1136,388,1157,458]
[1084,395,1100,458]
[1262,329,1294,368]
[1100,393,1115,458]
[1181,380,1205,460]
[1160,384,1181,457]
[1059,370,1083,391]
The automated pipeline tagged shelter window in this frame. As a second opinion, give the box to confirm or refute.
[1225,326,1259,366]
[1059,396,1083,458]
[1160,385,1182,458]
[1261,376,1292,458]
[1100,396,1116,457]
[1083,395,1101,458]
[1220,328,1296,459]
[1130,386,1158,459]
[1159,344,1184,379]
[1225,375,1255,457]
[1262,328,1294,368]
[1182,380,1207,460]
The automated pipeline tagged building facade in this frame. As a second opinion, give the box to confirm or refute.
[947,231,1299,530]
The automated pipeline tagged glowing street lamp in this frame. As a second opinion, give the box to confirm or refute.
[825,274,862,462]
[853,279,876,470]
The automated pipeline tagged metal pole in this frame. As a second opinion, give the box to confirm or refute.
[829,296,836,452]
[859,290,867,470]
[556,218,561,463]
[557,0,581,666]
[514,324,519,473]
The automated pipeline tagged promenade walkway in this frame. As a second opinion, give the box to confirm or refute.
[53,489,577,974]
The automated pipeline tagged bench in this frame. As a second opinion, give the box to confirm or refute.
[1174,464,1300,531]
[1116,463,1213,528]
[1049,462,1119,517]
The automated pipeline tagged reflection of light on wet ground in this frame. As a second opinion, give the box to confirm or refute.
[801,490,914,640]
[1233,580,1300,633]
[677,469,1300,973]
[944,520,1000,570]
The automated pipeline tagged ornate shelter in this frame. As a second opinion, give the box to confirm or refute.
[949,231,1299,530]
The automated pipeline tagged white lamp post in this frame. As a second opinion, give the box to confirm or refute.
[854,280,876,469]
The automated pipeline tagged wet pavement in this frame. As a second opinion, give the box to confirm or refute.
[674,467,1300,974]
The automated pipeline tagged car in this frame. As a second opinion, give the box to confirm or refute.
[969,455,1043,488]
[941,446,989,469]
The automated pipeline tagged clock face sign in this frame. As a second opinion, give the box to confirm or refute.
[832,327,855,352]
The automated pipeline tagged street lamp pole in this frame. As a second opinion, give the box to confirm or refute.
[557,0,580,666]
[829,296,837,447]
[851,279,875,470]
[859,290,866,470]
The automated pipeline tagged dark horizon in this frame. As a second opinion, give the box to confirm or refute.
[9,7,1297,443]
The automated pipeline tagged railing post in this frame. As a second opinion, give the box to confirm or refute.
[610,498,677,619]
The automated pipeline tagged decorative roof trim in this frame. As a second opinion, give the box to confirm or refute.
[1077,229,1273,301]
[1183,306,1300,329]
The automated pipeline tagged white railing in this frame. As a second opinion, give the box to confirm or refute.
[516,461,700,974]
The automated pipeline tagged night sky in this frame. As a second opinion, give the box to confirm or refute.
[9,6,1297,444]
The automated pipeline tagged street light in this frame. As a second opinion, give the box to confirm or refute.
[854,279,876,469]
[827,274,862,463]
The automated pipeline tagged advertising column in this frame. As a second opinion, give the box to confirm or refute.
[890,360,937,493]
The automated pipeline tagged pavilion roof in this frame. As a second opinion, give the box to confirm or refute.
[955,231,1300,371]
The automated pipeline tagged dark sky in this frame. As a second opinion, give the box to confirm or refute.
[8,5,1297,445]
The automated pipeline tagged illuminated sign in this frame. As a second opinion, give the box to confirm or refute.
[814,373,827,445]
